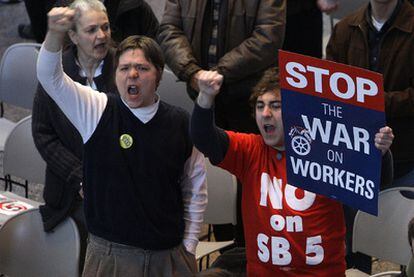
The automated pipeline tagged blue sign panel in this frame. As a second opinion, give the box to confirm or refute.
[282,89,385,215]
[279,50,386,215]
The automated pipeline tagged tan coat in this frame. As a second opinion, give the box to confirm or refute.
[326,0,414,163]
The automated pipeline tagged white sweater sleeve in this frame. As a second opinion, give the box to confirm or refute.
[36,45,108,143]
[181,147,208,255]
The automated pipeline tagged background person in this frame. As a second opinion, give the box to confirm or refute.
[326,0,414,272]
[37,7,207,276]
[18,0,159,43]
[158,0,286,249]
[326,0,414,189]
[32,0,116,271]
[103,0,159,42]
[18,0,55,42]
[283,0,339,58]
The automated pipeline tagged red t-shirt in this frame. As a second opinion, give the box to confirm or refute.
[219,131,346,277]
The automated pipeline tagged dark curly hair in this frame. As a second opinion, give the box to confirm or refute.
[249,67,281,117]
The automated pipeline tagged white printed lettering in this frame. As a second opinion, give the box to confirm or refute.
[260,173,316,211]
[284,62,378,103]
[356,77,378,102]
[269,215,303,232]
[305,235,324,265]
[257,233,270,263]
[365,180,374,200]
[330,72,355,100]
[301,115,370,154]
[260,173,283,209]
[271,237,292,265]
[307,66,329,93]
[285,184,316,211]
[286,62,307,89]
[290,157,375,199]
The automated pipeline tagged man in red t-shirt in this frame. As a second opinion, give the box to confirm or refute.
[190,68,394,276]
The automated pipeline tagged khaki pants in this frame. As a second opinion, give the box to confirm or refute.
[82,235,197,277]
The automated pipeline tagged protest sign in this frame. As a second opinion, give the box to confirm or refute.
[279,50,385,215]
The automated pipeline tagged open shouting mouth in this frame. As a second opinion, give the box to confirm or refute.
[128,85,139,95]
[263,124,276,133]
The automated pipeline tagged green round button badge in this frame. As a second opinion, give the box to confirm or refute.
[119,134,133,149]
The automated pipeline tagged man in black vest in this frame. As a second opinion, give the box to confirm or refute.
[37,7,207,276]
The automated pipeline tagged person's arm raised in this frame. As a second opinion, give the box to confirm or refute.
[190,71,229,165]
[196,71,223,109]
[37,7,107,143]
[43,7,76,52]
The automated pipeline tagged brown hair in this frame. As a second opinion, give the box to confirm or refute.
[249,67,281,115]
[114,35,165,85]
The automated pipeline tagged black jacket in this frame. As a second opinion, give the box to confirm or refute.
[32,46,117,231]
[104,0,159,42]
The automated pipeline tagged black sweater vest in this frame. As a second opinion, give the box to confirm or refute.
[83,95,193,249]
